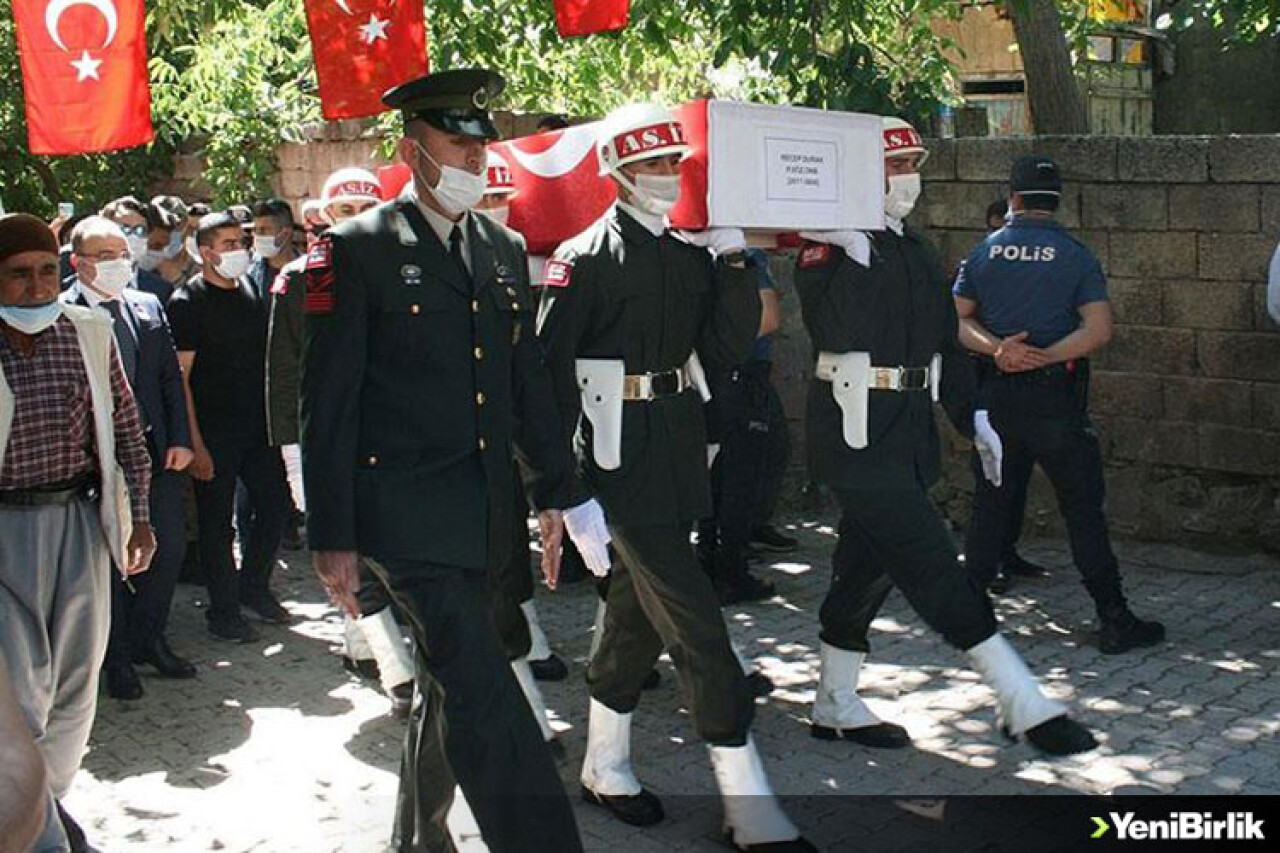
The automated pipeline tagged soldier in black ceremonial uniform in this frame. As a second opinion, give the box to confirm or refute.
[954,155,1165,654]
[538,103,813,853]
[299,69,582,853]
[795,118,1097,758]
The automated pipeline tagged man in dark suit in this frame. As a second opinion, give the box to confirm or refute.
[300,69,582,853]
[64,216,197,700]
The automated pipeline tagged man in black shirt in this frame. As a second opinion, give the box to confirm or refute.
[168,212,291,642]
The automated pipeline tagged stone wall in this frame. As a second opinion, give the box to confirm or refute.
[901,135,1280,552]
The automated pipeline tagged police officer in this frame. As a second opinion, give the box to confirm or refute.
[954,155,1166,655]
[796,119,1097,758]
[299,69,582,853]
[538,103,812,853]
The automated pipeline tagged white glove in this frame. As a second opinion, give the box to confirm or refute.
[973,410,1003,488]
[676,228,746,258]
[798,230,871,268]
[563,498,612,577]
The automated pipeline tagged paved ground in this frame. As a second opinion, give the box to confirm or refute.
[67,516,1280,852]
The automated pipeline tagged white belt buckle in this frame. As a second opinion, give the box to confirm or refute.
[870,366,900,391]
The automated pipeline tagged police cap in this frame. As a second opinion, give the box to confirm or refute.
[1010,155,1062,197]
[383,69,505,140]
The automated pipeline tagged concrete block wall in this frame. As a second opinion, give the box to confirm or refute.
[909,134,1280,552]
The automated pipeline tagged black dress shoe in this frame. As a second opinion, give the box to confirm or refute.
[529,654,569,682]
[208,614,260,643]
[581,784,665,826]
[105,663,144,700]
[240,593,293,624]
[1003,551,1051,577]
[750,525,798,552]
[725,830,819,852]
[810,720,910,749]
[717,573,777,605]
[986,569,1012,595]
[1100,612,1166,655]
[342,655,381,682]
[641,668,661,691]
[747,671,775,698]
[389,681,414,719]
[1021,715,1098,756]
[135,637,197,679]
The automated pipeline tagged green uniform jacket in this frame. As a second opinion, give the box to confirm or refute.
[266,255,306,447]
[536,207,760,526]
[300,200,567,570]
[794,228,976,491]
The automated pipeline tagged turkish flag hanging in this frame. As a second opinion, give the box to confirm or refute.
[554,0,630,37]
[12,0,154,155]
[305,0,428,121]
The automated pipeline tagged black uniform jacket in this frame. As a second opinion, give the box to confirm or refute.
[794,227,975,492]
[300,198,567,570]
[537,207,760,526]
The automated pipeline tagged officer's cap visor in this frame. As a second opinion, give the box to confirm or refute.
[412,109,501,141]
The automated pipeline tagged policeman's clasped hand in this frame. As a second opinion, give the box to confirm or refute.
[973,410,1004,488]
[798,230,871,267]
[563,498,613,577]
[677,228,746,258]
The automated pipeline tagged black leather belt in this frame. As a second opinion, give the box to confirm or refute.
[897,366,931,390]
[0,473,99,508]
[648,369,683,397]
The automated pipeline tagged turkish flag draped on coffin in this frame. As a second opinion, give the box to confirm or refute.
[304,0,428,120]
[13,0,154,155]
[553,0,631,37]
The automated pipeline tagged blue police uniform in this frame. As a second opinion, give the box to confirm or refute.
[955,211,1164,654]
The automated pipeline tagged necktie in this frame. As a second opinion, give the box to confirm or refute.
[449,226,472,287]
[103,299,138,383]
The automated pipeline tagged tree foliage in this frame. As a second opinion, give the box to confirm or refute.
[1,0,1274,216]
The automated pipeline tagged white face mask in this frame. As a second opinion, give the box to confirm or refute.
[125,234,149,264]
[0,301,63,335]
[632,173,682,216]
[412,140,486,217]
[884,172,922,221]
[478,205,510,227]
[137,250,163,271]
[253,233,282,258]
[214,248,252,280]
[185,235,202,264]
[90,258,133,297]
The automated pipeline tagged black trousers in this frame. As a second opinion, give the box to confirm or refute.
[193,444,289,622]
[820,486,997,654]
[106,469,186,665]
[368,559,581,853]
[589,522,753,745]
[704,361,791,564]
[486,480,534,661]
[964,379,1126,617]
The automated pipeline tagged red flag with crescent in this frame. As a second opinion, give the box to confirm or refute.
[554,0,630,37]
[304,0,428,121]
[12,0,154,155]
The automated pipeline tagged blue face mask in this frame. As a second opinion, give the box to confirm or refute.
[0,300,63,335]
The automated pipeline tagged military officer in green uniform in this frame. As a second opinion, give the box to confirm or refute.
[795,117,1097,758]
[538,102,813,853]
[299,69,582,853]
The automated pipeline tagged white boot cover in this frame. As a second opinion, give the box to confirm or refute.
[358,607,415,693]
[709,737,800,847]
[520,598,553,662]
[511,656,557,742]
[811,642,882,730]
[965,633,1065,736]
[580,698,642,796]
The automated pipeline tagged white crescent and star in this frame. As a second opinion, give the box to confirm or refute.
[358,13,391,44]
[504,125,601,179]
[44,0,120,83]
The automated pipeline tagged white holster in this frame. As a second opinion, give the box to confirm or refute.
[929,353,942,403]
[685,350,712,403]
[816,351,871,450]
[576,358,625,471]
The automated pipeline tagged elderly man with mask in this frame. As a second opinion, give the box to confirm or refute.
[0,212,155,852]
[64,216,196,701]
